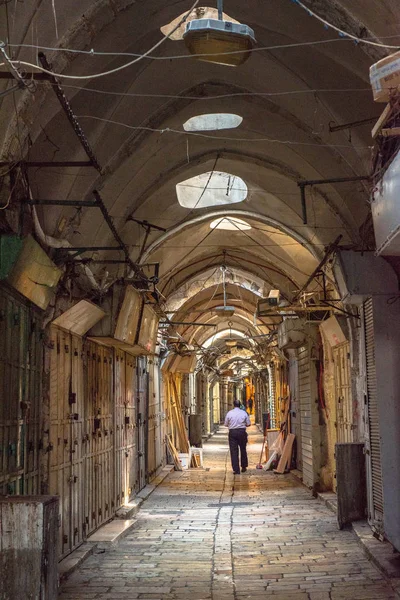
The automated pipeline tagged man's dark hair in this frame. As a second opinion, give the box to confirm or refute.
[233,399,241,408]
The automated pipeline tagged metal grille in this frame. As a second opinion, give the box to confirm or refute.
[267,363,276,428]
[147,358,162,481]
[136,356,148,491]
[363,299,384,522]
[298,344,312,486]
[114,348,137,507]
[0,285,42,496]
[333,341,354,443]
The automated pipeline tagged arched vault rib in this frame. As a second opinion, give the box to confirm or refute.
[161,255,296,301]
[131,149,354,242]
[140,209,320,265]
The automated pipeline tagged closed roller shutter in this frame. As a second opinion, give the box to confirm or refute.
[364,298,384,527]
[333,341,353,443]
[0,284,42,496]
[298,344,313,488]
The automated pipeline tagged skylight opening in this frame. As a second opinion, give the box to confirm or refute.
[210,217,251,231]
[183,114,243,132]
[176,171,248,209]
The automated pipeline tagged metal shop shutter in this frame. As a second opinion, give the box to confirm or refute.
[333,341,353,443]
[0,284,42,496]
[114,349,138,507]
[298,344,313,488]
[48,326,85,558]
[363,298,384,528]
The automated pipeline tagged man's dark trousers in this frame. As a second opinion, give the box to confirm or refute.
[228,428,248,473]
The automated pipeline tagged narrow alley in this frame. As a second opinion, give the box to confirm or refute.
[3,2,400,598]
[60,428,397,600]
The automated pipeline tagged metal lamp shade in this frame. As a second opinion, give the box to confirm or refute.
[183,19,255,67]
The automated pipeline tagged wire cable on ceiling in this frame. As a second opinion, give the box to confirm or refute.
[6,33,400,60]
[292,0,400,50]
[75,114,372,150]
[54,83,371,99]
[0,0,200,80]
[3,22,399,79]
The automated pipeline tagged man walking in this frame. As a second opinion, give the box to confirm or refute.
[224,399,251,474]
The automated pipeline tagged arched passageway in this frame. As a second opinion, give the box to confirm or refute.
[1,0,400,597]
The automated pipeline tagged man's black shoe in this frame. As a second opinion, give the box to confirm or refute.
[233,471,240,475]
[241,467,247,473]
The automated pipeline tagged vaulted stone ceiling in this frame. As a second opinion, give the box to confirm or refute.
[1,0,398,359]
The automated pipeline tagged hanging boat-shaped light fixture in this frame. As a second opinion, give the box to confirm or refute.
[183,0,256,67]
[214,265,235,317]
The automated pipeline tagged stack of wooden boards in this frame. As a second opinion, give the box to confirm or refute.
[264,392,295,473]
[274,433,295,474]
[164,373,200,468]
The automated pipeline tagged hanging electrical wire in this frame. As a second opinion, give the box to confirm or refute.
[292,0,400,49]
[0,0,200,80]
[74,115,371,150]
[6,31,400,63]
[36,82,372,100]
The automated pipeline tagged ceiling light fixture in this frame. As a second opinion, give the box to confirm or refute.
[225,320,237,347]
[214,265,235,317]
[183,0,256,67]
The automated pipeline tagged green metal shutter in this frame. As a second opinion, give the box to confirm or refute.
[0,284,42,495]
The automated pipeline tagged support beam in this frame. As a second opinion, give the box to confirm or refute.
[292,234,343,303]
[55,246,123,252]
[93,190,147,284]
[38,53,102,173]
[73,259,129,264]
[0,71,49,80]
[0,161,93,168]
[159,321,217,327]
[127,217,166,262]
[297,176,369,225]
[25,199,98,207]
[329,117,377,133]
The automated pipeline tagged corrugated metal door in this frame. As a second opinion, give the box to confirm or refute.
[298,344,313,487]
[333,341,354,443]
[288,350,301,471]
[114,349,137,506]
[147,359,155,480]
[267,362,277,428]
[49,326,85,558]
[0,285,42,496]
[147,358,162,481]
[363,298,384,530]
[85,342,114,535]
[136,356,148,491]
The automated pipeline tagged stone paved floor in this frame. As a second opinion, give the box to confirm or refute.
[60,426,398,600]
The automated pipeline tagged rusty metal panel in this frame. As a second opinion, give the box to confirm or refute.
[48,326,85,558]
[85,341,114,535]
[147,359,158,480]
[136,356,148,491]
[0,496,59,600]
[125,354,138,498]
[114,349,138,507]
[0,284,42,496]
[333,341,354,443]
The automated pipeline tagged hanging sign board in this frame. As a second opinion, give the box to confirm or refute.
[136,304,159,355]
[319,315,347,347]
[114,285,142,345]
[52,300,106,335]
[7,235,62,310]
